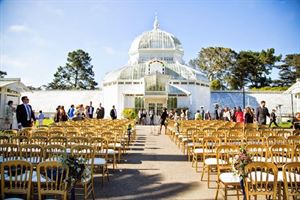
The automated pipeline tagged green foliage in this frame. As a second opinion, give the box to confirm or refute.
[122,108,137,120]
[210,79,221,90]
[191,47,281,90]
[274,54,300,87]
[250,86,289,91]
[230,49,281,89]
[0,70,7,78]
[47,49,98,89]
[196,47,237,89]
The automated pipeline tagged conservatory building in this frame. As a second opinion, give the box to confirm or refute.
[102,17,210,118]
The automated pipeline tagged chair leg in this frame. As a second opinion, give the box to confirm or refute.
[207,165,210,188]
[201,164,206,180]
[215,181,220,200]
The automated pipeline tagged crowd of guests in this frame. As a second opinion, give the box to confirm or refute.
[2,96,300,131]
[2,97,119,130]
[200,101,278,127]
[53,102,118,122]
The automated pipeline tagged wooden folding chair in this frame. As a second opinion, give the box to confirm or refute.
[71,145,95,200]
[37,161,69,200]
[282,162,300,199]
[1,160,33,200]
[215,145,240,200]
[244,162,278,200]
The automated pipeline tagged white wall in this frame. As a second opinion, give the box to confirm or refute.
[22,90,103,115]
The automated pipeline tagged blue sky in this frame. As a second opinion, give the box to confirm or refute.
[1,0,299,87]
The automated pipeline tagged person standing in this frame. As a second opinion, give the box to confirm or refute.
[60,106,68,121]
[54,106,61,122]
[149,109,154,125]
[235,106,244,123]
[38,110,45,126]
[256,100,270,125]
[159,108,168,134]
[200,106,205,120]
[292,112,300,130]
[4,100,15,130]
[269,109,279,128]
[195,110,201,120]
[16,96,36,129]
[223,107,231,121]
[110,105,117,120]
[88,101,94,118]
[67,105,75,120]
[185,109,189,120]
[96,103,105,119]
[204,110,211,120]
[244,107,254,123]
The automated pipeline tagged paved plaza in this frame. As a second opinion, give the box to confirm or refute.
[94,125,227,200]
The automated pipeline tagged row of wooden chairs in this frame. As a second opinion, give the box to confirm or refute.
[214,145,300,200]
[1,145,96,200]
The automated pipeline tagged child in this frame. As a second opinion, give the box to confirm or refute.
[38,110,45,126]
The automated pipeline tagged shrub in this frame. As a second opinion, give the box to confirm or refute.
[122,108,137,120]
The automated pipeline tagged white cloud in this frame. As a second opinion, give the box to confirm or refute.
[9,24,31,33]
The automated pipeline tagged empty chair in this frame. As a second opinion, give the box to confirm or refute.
[44,145,66,161]
[30,136,48,147]
[0,143,19,161]
[20,144,44,166]
[1,160,33,200]
[11,135,29,145]
[282,162,300,199]
[246,144,268,162]
[244,162,278,200]
[215,145,240,200]
[71,145,95,200]
[201,136,221,188]
[270,144,293,169]
[48,136,67,146]
[0,135,10,144]
[267,136,286,148]
[37,161,69,200]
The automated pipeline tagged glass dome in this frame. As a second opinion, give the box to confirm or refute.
[129,17,183,55]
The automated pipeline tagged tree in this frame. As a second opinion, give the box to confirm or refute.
[229,48,281,89]
[210,79,222,90]
[0,70,7,78]
[275,54,300,86]
[48,49,98,89]
[193,47,237,89]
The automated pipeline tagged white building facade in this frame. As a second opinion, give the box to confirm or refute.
[102,17,210,118]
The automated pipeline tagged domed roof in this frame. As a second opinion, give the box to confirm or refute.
[129,17,183,54]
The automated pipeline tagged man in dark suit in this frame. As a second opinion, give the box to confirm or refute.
[110,105,117,120]
[16,96,36,128]
[88,101,94,118]
[97,103,105,119]
[256,100,270,125]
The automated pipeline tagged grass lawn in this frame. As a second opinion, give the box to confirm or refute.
[35,118,54,127]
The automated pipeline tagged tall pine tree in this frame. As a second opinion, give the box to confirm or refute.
[274,54,300,87]
[47,49,98,89]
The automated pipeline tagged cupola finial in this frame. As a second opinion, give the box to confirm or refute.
[153,13,159,30]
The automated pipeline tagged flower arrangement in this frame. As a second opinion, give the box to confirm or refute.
[59,155,91,186]
[232,146,252,178]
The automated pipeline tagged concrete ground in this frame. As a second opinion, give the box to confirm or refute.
[93,125,238,200]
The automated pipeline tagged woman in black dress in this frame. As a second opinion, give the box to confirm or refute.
[244,107,254,123]
[159,108,168,134]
